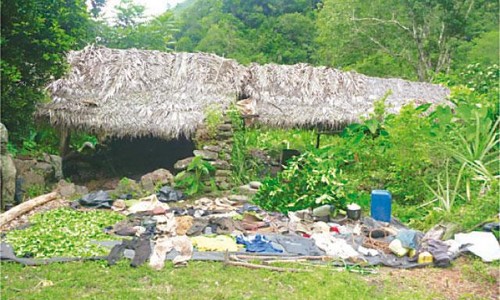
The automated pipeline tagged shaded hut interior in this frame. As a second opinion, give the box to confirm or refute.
[63,136,195,184]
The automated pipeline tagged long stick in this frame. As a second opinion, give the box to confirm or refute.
[224,260,310,272]
[0,192,59,228]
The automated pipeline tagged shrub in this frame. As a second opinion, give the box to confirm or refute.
[253,148,352,213]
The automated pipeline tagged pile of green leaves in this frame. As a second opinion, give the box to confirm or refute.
[6,209,125,258]
[253,149,352,213]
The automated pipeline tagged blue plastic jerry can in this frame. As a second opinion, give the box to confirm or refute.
[371,190,392,222]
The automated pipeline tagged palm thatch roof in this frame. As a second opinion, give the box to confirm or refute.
[38,45,450,139]
[38,45,247,139]
[244,63,450,129]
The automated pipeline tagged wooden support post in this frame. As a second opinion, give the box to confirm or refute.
[59,127,70,158]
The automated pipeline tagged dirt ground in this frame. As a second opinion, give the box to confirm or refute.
[371,256,499,300]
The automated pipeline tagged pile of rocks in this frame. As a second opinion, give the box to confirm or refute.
[174,118,234,191]
[14,154,63,190]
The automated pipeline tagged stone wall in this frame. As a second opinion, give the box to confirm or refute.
[174,117,234,191]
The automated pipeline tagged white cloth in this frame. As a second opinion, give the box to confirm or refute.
[149,236,193,270]
[149,213,193,270]
[311,233,359,259]
[454,231,500,262]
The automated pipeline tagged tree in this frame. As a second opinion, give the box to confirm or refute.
[115,0,145,28]
[89,0,107,18]
[316,0,499,81]
[1,0,89,143]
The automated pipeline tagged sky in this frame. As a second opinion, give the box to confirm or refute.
[92,0,186,21]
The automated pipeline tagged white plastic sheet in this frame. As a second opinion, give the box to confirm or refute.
[454,231,500,262]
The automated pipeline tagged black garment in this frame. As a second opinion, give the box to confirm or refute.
[427,239,451,268]
[107,236,152,267]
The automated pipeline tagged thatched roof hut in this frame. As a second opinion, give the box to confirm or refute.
[38,45,247,139]
[38,45,450,139]
[244,63,450,129]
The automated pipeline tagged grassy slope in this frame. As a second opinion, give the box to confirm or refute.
[1,260,444,300]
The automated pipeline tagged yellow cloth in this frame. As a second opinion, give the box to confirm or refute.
[190,235,239,252]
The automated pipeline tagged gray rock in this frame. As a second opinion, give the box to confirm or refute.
[216,181,231,190]
[75,185,89,196]
[114,178,143,198]
[217,124,233,131]
[238,185,258,195]
[14,159,37,175]
[215,170,232,177]
[209,160,231,170]
[1,154,17,209]
[203,145,222,153]
[14,156,59,188]
[249,181,262,189]
[20,171,45,187]
[57,179,76,198]
[228,194,249,203]
[33,162,54,179]
[193,150,218,161]
[0,123,8,152]
[48,155,63,180]
[218,153,231,161]
[140,168,174,192]
[174,157,194,170]
[216,131,233,140]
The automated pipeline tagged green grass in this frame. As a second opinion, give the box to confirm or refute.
[0,260,443,300]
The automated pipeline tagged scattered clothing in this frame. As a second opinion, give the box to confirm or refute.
[149,213,193,269]
[150,235,193,270]
[236,234,283,253]
[191,235,239,252]
[426,239,451,267]
[396,230,421,249]
[128,195,170,214]
[187,218,209,236]
[175,216,194,236]
[266,234,324,256]
[107,236,152,267]
[311,233,359,259]
[193,197,238,211]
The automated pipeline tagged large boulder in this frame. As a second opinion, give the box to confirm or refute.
[140,168,174,193]
[0,123,16,210]
[1,154,17,209]
[56,179,88,199]
[0,123,8,152]
[14,153,64,191]
[14,159,52,186]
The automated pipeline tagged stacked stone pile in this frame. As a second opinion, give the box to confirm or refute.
[174,118,234,191]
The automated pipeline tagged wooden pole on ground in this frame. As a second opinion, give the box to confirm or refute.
[0,191,59,228]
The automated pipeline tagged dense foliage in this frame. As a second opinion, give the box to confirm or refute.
[1,0,90,143]
[252,64,498,230]
[6,208,124,258]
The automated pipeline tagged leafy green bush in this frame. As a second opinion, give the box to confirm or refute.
[253,149,353,213]
[175,156,216,195]
[6,208,125,258]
